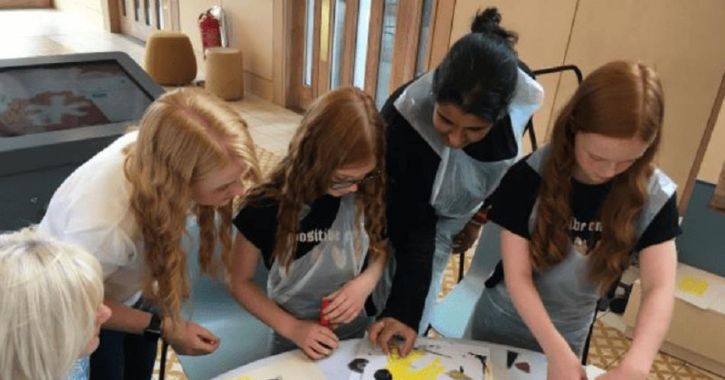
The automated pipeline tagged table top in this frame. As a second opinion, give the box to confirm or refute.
[213,337,605,380]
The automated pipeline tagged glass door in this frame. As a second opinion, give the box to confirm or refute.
[287,0,453,110]
[118,0,176,41]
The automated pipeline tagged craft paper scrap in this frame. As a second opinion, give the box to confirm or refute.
[678,276,709,296]
[673,264,724,310]
[351,337,493,380]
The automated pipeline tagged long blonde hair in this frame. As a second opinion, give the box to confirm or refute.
[124,87,261,319]
[0,228,104,380]
[531,61,664,293]
[244,87,386,269]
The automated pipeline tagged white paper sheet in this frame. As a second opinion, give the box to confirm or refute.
[350,338,493,380]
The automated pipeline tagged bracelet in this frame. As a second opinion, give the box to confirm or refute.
[469,220,483,226]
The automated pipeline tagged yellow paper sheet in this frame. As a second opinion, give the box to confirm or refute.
[678,276,710,296]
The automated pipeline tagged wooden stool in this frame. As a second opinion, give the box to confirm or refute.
[205,47,244,100]
[144,31,197,85]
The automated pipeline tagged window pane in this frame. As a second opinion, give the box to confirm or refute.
[304,0,316,87]
[330,0,347,89]
[415,0,434,76]
[374,0,398,109]
[353,0,371,89]
[156,0,163,29]
[144,0,151,26]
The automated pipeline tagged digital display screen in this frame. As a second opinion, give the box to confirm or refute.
[0,61,154,137]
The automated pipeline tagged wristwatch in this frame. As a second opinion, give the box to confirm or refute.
[143,312,163,341]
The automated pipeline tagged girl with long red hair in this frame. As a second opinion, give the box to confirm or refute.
[471,61,679,380]
[230,87,388,360]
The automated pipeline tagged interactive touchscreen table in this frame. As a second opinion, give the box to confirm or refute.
[0,52,163,231]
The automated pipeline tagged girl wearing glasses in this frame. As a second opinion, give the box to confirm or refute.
[369,7,543,355]
[230,87,388,359]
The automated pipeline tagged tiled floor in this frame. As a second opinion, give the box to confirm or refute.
[3,8,723,380]
[0,9,145,62]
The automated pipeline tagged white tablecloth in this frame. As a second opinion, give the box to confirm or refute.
[214,337,605,379]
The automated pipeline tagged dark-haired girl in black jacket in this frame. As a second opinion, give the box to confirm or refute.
[368,7,543,356]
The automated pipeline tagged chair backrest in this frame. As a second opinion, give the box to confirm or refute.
[524,65,583,150]
[430,223,502,338]
[677,180,725,276]
[178,218,272,380]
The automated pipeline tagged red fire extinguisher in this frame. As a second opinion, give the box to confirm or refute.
[199,6,227,55]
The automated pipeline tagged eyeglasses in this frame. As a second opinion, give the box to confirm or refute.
[330,169,381,190]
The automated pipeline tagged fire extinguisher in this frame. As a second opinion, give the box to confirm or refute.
[199,6,228,55]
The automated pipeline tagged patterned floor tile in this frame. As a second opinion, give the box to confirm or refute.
[647,352,685,380]
[438,245,475,300]
[673,364,725,380]
[605,355,623,370]
[598,348,688,379]
[152,342,187,380]
[586,319,631,369]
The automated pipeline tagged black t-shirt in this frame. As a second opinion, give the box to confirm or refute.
[488,159,681,255]
[380,75,524,329]
[233,194,341,269]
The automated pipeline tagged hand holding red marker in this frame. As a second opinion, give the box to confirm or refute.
[320,298,331,327]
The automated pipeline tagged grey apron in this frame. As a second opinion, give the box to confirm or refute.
[393,69,544,333]
[268,195,371,354]
[470,145,677,355]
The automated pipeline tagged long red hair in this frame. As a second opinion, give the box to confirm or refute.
[531,61,664,292]
[243,87,386,269]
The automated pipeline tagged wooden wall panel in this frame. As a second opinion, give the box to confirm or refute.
[451,0,578,153]
[555,0,725,200]
[222,0,274,81]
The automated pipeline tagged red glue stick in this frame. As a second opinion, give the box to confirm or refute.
[320,298,331,327]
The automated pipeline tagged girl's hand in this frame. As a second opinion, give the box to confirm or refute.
[162,318,220,356]
[323,276,374,324]
[288,320,339,360]
[546,347,588,380]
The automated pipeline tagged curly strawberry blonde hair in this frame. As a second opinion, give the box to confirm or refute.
[531,61,664,293]
[124,87,261,320]
[243,87,386,269]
